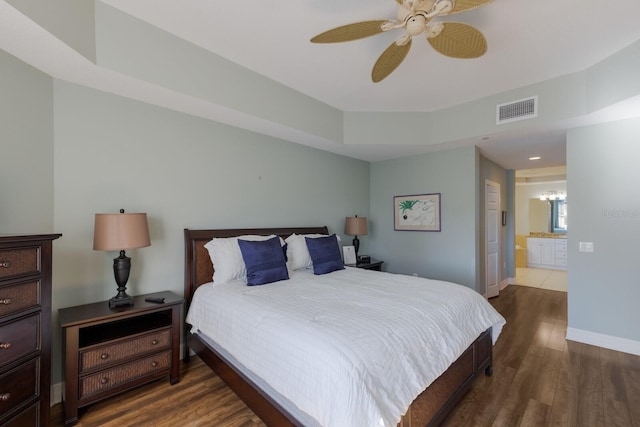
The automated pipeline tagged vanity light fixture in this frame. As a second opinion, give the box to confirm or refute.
[539,191,566,201]
[529,156,541,161]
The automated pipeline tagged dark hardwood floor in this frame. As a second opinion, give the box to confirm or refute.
[50,285,640,427]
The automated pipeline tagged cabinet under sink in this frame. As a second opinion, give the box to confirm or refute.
[527,237,567,270]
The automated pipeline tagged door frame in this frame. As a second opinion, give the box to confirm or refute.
[485,179,501,298]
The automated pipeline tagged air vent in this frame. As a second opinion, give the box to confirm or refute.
[496,96,538,124]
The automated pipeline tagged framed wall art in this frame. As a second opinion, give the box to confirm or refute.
[394,193,441,232]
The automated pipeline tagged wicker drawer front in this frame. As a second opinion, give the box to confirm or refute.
[0,314,39,366]
[80,328,171,373]
[79,351,170,399]
[0,248,39,279]
[0,281,40,318]
[0,358,39,416]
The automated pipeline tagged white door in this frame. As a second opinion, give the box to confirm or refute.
[486,180,500,298]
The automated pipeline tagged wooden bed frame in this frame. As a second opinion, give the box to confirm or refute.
[183,227,493,427]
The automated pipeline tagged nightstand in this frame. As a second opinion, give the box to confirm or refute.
[59,291,183,426]
[356,259,384,271]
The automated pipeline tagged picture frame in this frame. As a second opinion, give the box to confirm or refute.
[342,245,357,265]
[394,193,441,232]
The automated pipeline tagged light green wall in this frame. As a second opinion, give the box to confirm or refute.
[586,40,640,112]
[7,0,95,62]
[94,2,343,144]
[343,72,587,148]
[0,50,54,233]
[567,118,640,342]
[49,80,369,383]
[369,146,479,291]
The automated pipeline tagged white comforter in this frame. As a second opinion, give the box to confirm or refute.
[186,267,505,427]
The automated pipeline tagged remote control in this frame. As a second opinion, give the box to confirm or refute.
[145,296,165,304]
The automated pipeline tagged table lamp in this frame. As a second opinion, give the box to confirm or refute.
[93,209,150,308]
[344,215,368,259]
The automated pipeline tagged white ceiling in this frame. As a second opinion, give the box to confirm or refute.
[3,0,640,172]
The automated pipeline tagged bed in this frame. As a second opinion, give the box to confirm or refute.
[183,226,505,426]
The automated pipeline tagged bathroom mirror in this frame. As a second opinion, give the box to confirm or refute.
[529,199,567,233]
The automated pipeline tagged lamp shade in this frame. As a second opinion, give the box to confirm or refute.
[345,216,368,236]
[93,212,151,251]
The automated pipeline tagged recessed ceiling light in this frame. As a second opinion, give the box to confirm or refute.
[529,156,541,160]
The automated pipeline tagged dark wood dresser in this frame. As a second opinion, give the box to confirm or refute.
[0,234,61,427]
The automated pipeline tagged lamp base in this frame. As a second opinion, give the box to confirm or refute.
[353,235,360,258]
[109,293,134,308]
[110,250,134,308]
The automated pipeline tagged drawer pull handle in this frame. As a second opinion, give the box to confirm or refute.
[0,261,10,268]
[0,342,12,349]
[0,298,11,305]
[151,339,158,345]
[100,353,109,360]
[0,393,10,401]
[151,361,158,367]
[100,377,109,385]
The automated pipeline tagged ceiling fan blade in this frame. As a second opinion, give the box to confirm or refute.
[371,39,412,83]
[428,22,487,58]
[311,21,387,43]
[449,0,494,15]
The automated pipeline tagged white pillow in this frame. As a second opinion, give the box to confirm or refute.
[285,233,340,271]
[205,235,284,283]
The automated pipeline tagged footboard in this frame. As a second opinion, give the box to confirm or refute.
[188,327,492,427]
[400,328,492,426]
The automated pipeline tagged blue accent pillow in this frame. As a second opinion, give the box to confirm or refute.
[238,237,289,286]
[305,234,345,275]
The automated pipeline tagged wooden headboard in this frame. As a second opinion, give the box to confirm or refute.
[183,226,329,310]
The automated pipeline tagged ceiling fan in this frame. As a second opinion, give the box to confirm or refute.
[311,0,494,83]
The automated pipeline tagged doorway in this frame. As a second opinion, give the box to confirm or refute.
[513,167,568,292]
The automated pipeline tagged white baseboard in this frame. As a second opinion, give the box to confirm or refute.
[51,382,63,406]
[500,279,510,290]
[566,327,640,356]
[507,276,516,285]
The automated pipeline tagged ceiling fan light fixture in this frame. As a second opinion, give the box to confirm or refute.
[311,0,493,82]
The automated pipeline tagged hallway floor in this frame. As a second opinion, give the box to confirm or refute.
[514,267,567,292]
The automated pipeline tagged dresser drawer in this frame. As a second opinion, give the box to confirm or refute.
[79,350,170,399]
[0,358,39,417]
[80,328,171,373]
[0,281,40,318]
[0,247,40,279]
[2,402,39,427]
[0,314,40,366]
